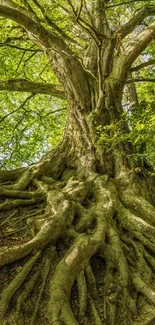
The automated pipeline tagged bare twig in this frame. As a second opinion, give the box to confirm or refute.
[0,94,34,123]
[107,0,150,9]
[0,42,41,52]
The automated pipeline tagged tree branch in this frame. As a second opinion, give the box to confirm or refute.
[0,0,40,23]
[107,0,151,9]
[0,0,67,52]
[109,21,155,90]
[0,0,91,109]
[94,0,105,30]
[125,21,155,67]
[0,41,41,52]
[127,78,155,83]
[0,94,34,123]
[62,1,107,42]
[93,0,111,37]
[131,59,155,71]
[118,5,155,39]
[127,72,139,109]
[0,79,66,98]
[31,0,78,45]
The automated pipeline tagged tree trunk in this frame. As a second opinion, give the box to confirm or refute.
[1,84,155,325]
[1,2,155,325]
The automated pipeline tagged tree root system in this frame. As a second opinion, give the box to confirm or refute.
[0,166,155,325]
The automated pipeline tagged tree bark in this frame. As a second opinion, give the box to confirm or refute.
[1,91,155,325]
[1,2,155,325]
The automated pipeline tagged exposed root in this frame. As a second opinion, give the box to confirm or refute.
[77,271,87,321]
[118,207,155,254]
[85,264,98,300]
[0,210,18,226]
[0,168,24,183]
[144,314,155,325]
[144,251,155,272]
[30,247,55,325]
[62,303,79,325]
[0,188,74,267]
[0,187,41,200]
[0,251,41,320]
[102,225,137,324]
[133,273,155,305]
[0,198,38,211]
[16,270,40,315]
[0,209,71,267]
[48,212,107,324]
[5,170,34,191]
[1,170,155,324]
[120,192,155,227]
[90,298,102,325]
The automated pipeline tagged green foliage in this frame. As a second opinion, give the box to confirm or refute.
[0,91,66,169]
[0,17,66,169]
[97,101,155,165]
[131,102,155,165]
[0,0,155,169]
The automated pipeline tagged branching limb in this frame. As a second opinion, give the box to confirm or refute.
[0,94,35,123]
[0,0,91,110]
[0,0,71,54]
[110,21,155,85]
[32,0,79,45]
[94,0,111,35]
[107,0,148,9]
[0,79,66,98]
[131,59,155,72]
[65,0,104,43]
[128,78,155,83]
[1,0,40,22]
[0,41,41,51]
[118,5,155,39]
[123,21,155,67]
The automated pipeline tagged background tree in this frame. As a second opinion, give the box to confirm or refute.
[0,1,155,324]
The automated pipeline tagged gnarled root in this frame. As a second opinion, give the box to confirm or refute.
[1,171,155,325]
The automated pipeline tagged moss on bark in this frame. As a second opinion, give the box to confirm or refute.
[0,158,155,325]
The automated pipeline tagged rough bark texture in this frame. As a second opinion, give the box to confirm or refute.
[1,134,155,325]
[1,1,155,324]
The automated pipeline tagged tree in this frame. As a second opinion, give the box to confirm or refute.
[0,0,155,324]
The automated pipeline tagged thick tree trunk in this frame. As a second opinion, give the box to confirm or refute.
[0,89,155,325]
[1,2,155,324]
